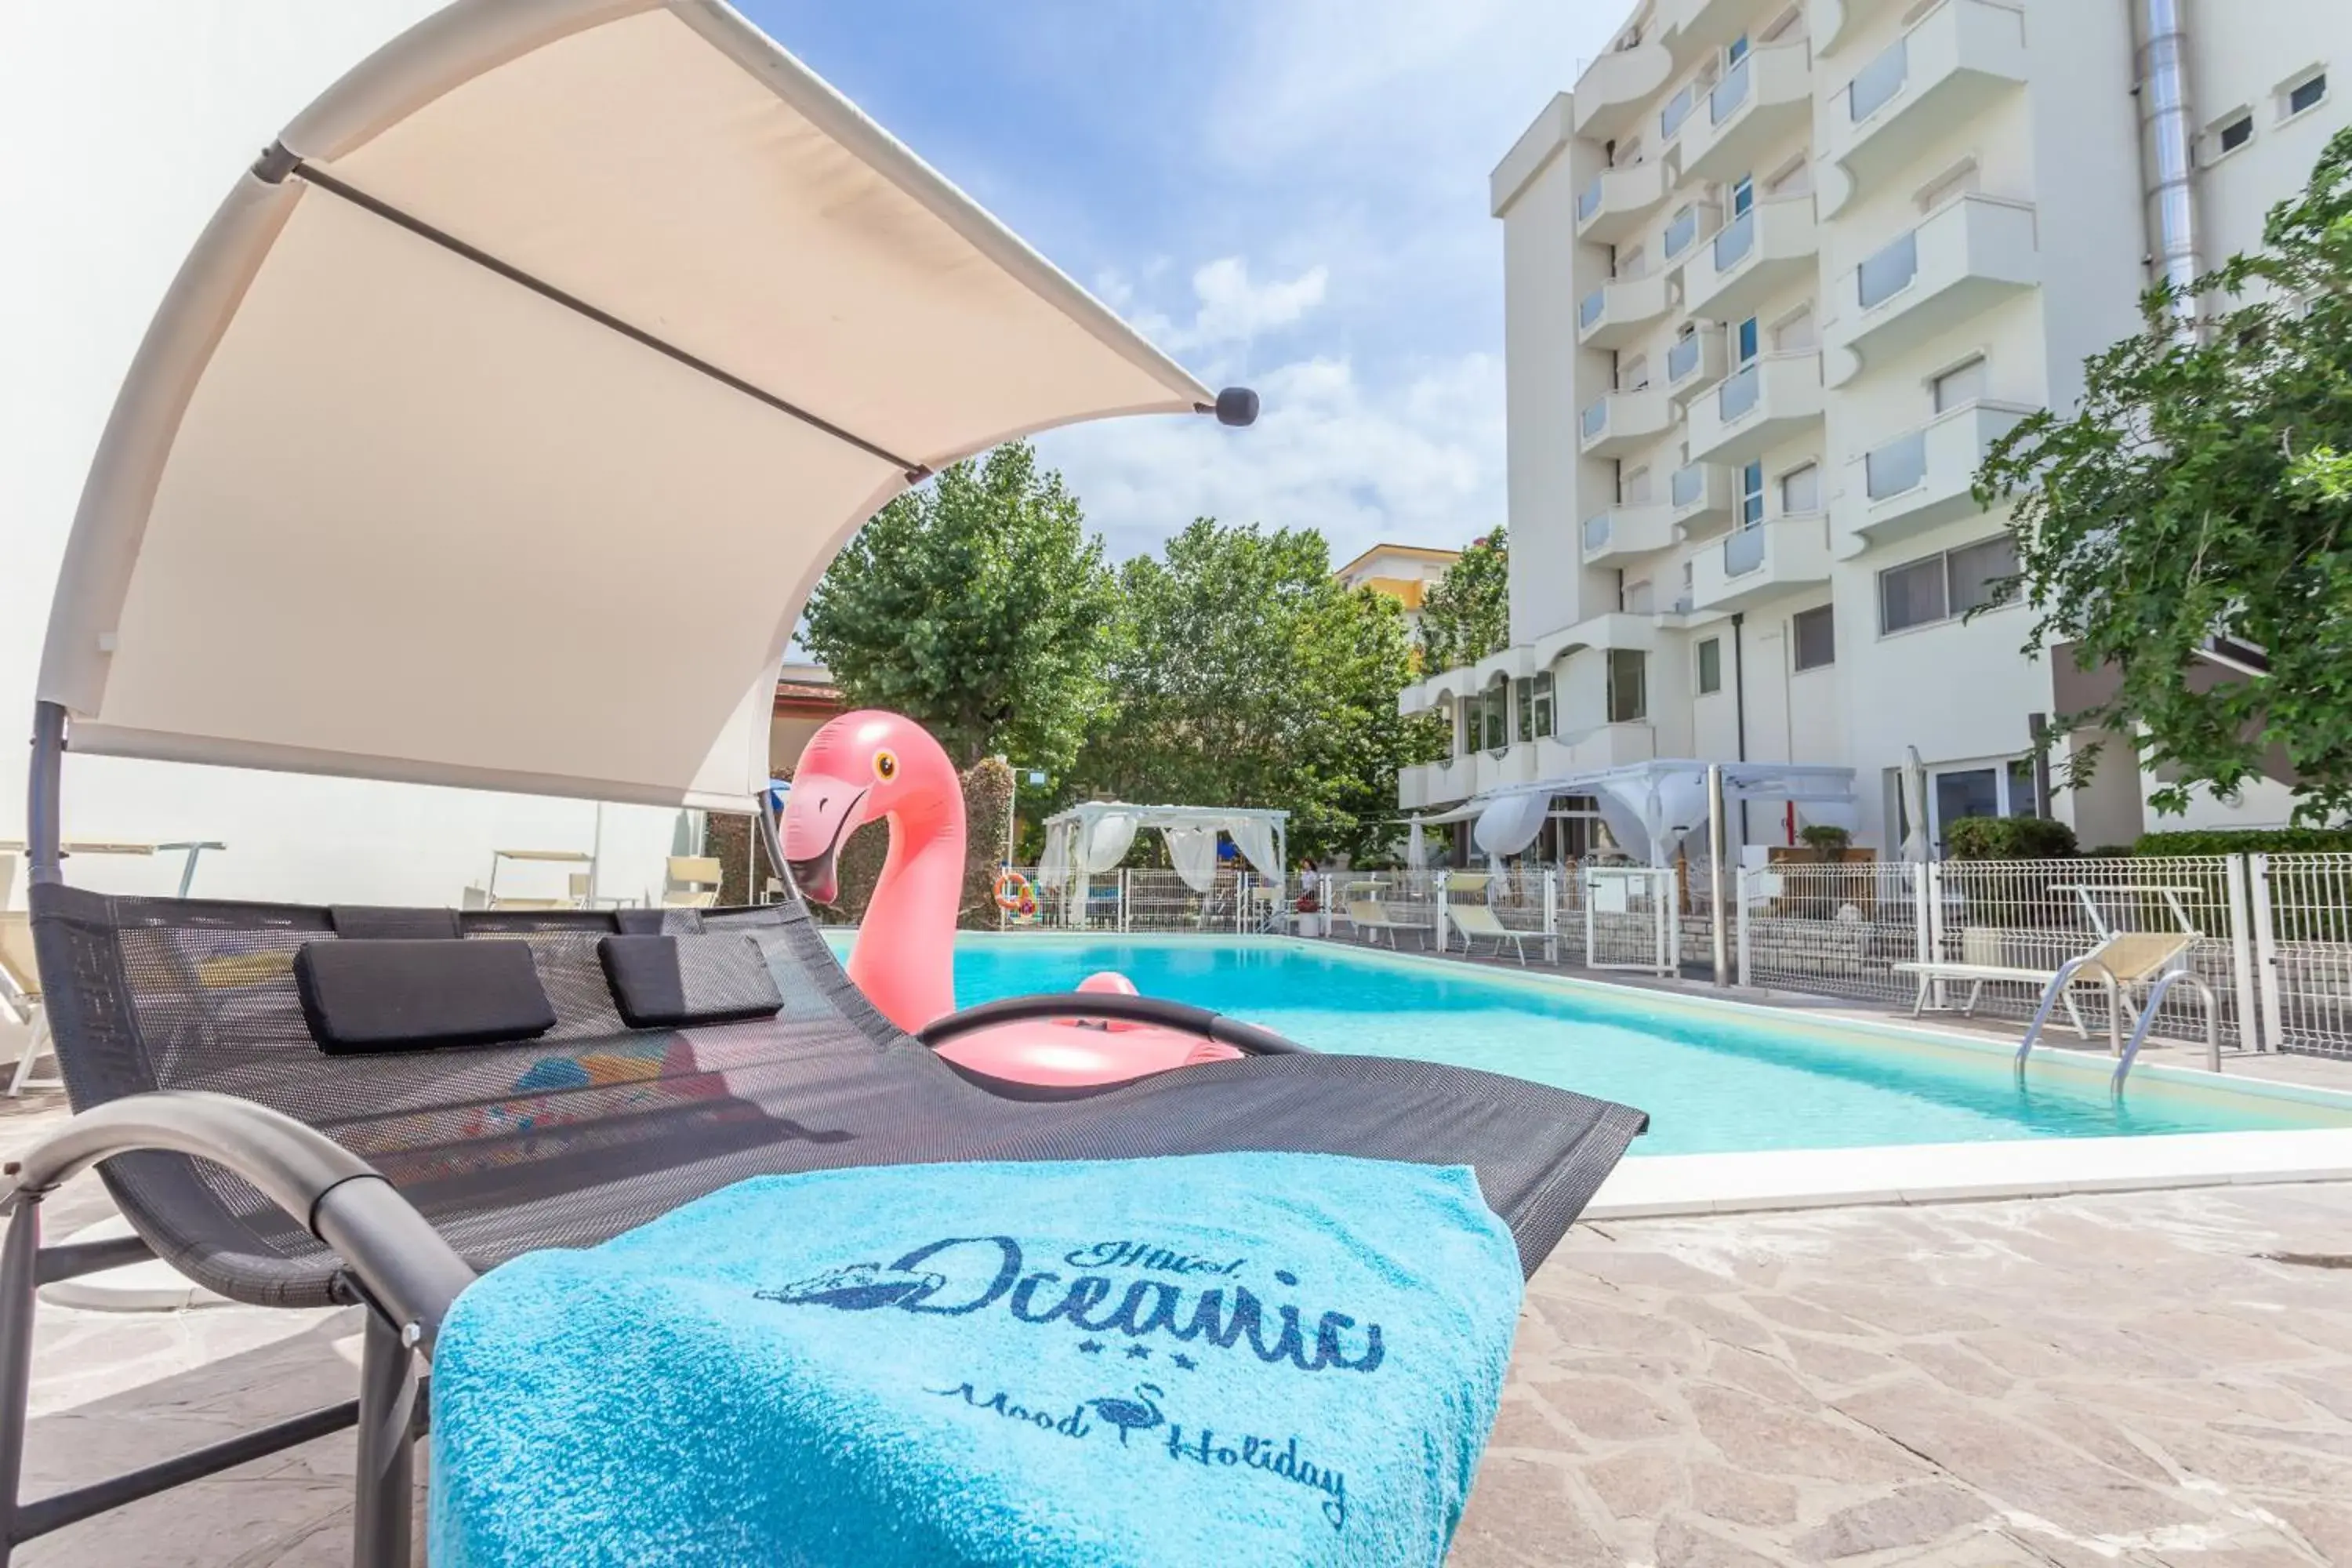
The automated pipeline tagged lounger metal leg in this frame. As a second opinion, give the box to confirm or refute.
[351,1312,417,1568]
[7,1017,54,1098]
[2061,989,2090,1040]
[0,1199,41,1567]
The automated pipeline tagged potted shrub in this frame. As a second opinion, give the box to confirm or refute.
[1796,823,1852,862]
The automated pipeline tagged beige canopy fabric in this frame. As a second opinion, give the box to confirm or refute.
[39,0,1231,811]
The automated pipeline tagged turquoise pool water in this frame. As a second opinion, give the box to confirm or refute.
[829,933,2352,1156]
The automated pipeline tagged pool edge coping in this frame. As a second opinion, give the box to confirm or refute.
[1584,1127,2352,1219]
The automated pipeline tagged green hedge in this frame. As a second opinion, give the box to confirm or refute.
[1944,816,2079,860]
[2134,828,2352,856]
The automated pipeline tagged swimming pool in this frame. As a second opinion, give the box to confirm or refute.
[830,932,2352,1156]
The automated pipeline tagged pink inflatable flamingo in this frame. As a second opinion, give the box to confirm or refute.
[780,711,1249,1087]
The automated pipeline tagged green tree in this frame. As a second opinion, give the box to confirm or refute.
[800,442,1116,770]
[1415,527,1510,671]
[1071,520,1443,862]
[1976,127,2352,823]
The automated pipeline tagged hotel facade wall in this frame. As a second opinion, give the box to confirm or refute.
[1410,0,2352,856]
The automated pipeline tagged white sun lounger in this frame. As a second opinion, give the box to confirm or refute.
[1893,930,2191,1036]
[1344,898,1424,949]
[1447,903,1535,966]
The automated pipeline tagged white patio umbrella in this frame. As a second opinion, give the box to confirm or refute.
[1901,746,1933,862]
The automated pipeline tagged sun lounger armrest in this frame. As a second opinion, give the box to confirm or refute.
[919,993,1314,1056]
[2,1089,474,1347]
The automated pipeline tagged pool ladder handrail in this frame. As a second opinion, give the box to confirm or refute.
[2112,968,2222,1088]
[2013,955,2122,1076]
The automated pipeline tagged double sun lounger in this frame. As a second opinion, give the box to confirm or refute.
[2,887,1647,1563]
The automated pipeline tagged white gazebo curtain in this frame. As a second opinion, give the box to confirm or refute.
[1081,811,1138,873]
[1162,826,1220,893]
[1226,817,1279,880]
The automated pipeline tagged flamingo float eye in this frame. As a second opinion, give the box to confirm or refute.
[872,750,898,782]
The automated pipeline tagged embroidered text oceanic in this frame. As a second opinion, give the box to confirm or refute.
[756,1235,1388,1374]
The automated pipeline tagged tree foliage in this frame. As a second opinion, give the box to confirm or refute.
[1415,527,1511,671]
[1069,519,1445,862]
[1975,127,2352,823]
[800,442,1116,770]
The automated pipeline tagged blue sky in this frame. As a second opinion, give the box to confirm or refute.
[737,0,1618,569]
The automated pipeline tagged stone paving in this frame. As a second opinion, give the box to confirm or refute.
[1456,1182,2352,1567]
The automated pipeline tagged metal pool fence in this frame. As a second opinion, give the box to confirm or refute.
[984,853,2352,1058]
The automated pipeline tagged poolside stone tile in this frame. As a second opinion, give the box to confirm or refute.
[1686,1461,1799,1529]
[1652,1513,1794,1566]
[1787,1482,1993,1561]
[1581,1447,1682,1523]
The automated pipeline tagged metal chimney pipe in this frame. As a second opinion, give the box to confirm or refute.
[2131,0,2201,339]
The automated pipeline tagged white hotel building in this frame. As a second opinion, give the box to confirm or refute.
[1398,0,2347,856]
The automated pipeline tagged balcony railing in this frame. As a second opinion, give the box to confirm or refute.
[1849,35,1909,122]
[1864,429,1929,499]
[1661,81,1699,140]
[1712,209,1755,270]
[1671,464,1707,508]
[1724,525,1766,577]
[1581,401,1610,441]
[1664,206,1699,260]
[1579,289,1606,331]
[1718,363,1762,423]
[1581,514,1613,553]
[1709,56,1752,125]
[1667,334,1702,385]
[1857,229,1920,309]
[1577,175,1604,225]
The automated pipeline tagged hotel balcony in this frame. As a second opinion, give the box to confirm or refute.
[1842,401,2034,551]
[1574,159,1671,246]
[1690,513,1835,612]
[1657,198,1722,281]
[1579,385,1672,459]
[1576,269,1674,350]
[1666,0,1757,57]
[1679,43,1814,186]
[1573,35,1674,141]
[1397,754,1477,810]
[1824,196,2038,377]
[1827,0,2029,205]
[1663,326,1728,405]
[1581,504,1676,566]
[1534,722,1657,777]
[1683,195,1817,322]
[1686,351,1824,466]
[1668,462,1735,537]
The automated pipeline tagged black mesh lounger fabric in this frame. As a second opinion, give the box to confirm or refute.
[27,884,1648,1306]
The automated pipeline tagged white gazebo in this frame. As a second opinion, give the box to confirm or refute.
[1036,802,1288,926]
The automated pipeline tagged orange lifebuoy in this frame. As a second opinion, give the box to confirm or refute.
[993,869,1036,913]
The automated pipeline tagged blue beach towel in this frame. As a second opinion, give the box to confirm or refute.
[428,1153,1523,1566]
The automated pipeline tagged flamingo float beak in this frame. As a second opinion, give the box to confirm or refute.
[781,776,869,906]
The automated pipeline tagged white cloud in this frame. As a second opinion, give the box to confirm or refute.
[1036,349,1502,570]
[1103,256,1330,356]
[1181,257,1329,348]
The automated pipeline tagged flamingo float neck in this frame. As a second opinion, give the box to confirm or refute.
[780,711,964,1032]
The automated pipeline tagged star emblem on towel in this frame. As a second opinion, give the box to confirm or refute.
[1077,1340,1104,1355]
[1170,1353,1196,1371]
[1124,1345,1152,1361]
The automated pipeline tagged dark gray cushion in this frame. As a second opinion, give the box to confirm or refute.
[293,938,557,1054]
[597,934,784,1029]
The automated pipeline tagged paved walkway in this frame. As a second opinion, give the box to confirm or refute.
[1457,1183,2352,1567]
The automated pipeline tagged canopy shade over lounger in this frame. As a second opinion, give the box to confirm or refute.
[38,0,1236,814]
